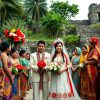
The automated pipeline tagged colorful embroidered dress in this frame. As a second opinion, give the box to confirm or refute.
[86,49,99,100]
[79,45,89,99]
[19,57,29,97]
[71,47,81,95]
[2,60,12,100]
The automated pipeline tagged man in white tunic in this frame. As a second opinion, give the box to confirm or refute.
[30,40,50,100]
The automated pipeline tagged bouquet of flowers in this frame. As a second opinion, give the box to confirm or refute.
[12,67,18,75]
[37,61,46,69]
[4,28,25,44]
[16,64,27,71]
[78,63,86,68]
[48,62,61,72]
[37,61,46,90]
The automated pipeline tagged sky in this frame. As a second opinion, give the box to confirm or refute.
[47,0,100,20]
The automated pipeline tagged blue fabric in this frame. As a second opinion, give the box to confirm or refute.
[0,61,2,68]
[19,57,29,67]
[72,57,80,64]
[12,76,18,95]
[76,47,82,55]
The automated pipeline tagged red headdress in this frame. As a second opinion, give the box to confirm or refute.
[90,37,100,55]
[90,37,99,44]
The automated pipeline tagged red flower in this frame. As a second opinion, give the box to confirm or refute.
[4,29,9,38]
[52,93,57,98]
[37,61,46,68]
[4,29,9,35]
[16,64,26,70]
[22,38,25,43]
[14,36,20,42]
[16,28,24,38]
[68,92,72,97]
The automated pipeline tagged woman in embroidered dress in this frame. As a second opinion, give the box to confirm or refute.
[84,37,100,100]
[71,47,82,95]
[0,41,13,100]
[0,68,4,100]
[79,45,89,99]
[48,39,81,100]
[19,50,29,100]
[26,53,32,90]
[10,48,21,99]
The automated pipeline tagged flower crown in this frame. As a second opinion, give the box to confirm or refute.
[52,38,64,46]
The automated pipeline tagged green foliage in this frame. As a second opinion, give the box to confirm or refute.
[63,34,80,44]
[25,0,48,32]
[41,11,66,36]
[65,24,77,34]
[50,1,79,19]
[1,18,32,36]
[25,0,47,22]
[90,23,100,28]
[0,0,23,24]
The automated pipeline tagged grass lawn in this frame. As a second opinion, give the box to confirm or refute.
[26,32,56,43]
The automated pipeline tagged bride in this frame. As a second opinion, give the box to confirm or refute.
[48,38,81,100]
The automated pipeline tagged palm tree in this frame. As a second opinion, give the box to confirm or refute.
[25,0,47,32]
[0,0,23,25]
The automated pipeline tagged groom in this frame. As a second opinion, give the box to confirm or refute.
[30,40,50,100]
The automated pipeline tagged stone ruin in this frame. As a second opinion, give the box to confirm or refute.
[88,3,100,24]
[70,3,100,43]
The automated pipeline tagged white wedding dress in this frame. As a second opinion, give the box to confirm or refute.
[48,57,81,100]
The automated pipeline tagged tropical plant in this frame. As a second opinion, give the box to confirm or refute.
[25,0,47,32]
[50,1,79,19]
[0,0,23,25]
[41,11,66,37]
[63,34,80,45]
[65,24,77,35]
[1,18,32,36]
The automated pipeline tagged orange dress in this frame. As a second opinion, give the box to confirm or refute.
[86,49,99,100]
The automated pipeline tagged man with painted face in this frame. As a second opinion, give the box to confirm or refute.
[30,40,50,100]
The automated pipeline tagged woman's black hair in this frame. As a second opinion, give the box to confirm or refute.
[0,51,2,55]
[37,40,45,46]
[19,49,26,57]
[82,45,88,49]
[52,42,65,62]
[10,48,17,54]
[0,41,10,52]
